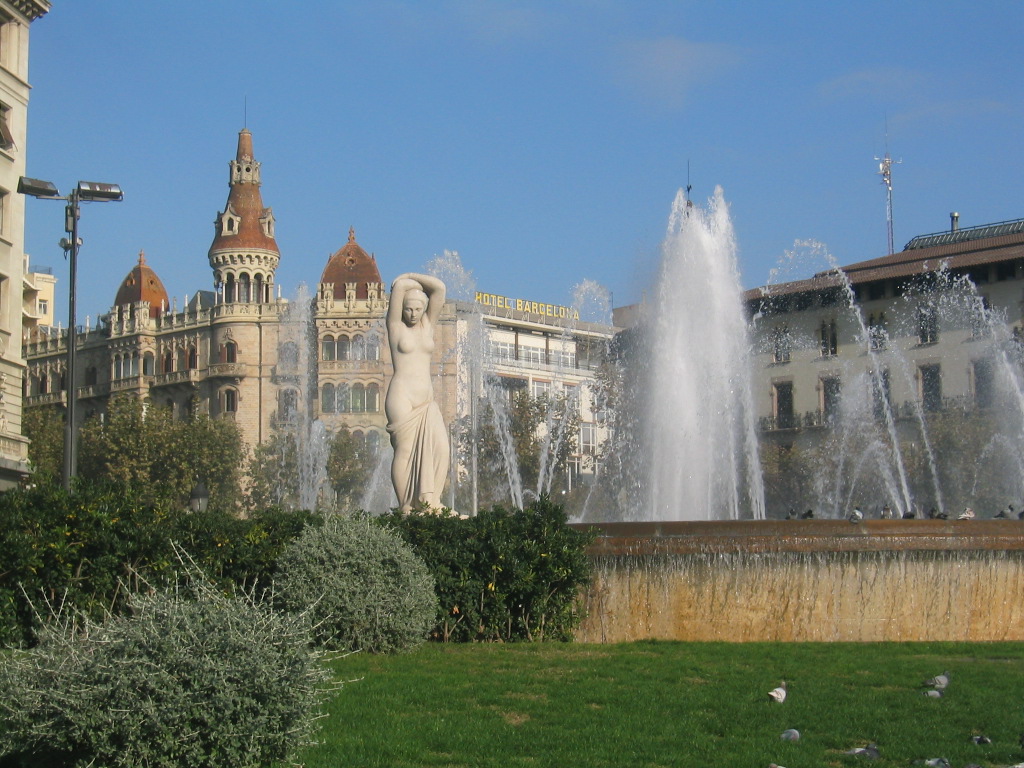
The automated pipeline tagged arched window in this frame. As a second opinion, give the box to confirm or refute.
[337,384,350,413]
[365,334,379,361]
[222,388,238,413]
[224,275,236,303]
[238,273,251,303]
[321,335,336,361]
[143,352,155,376]
[254,275,264,305]
[367,430,381,457]
[220,341,237,363]
[321,383,336,414]
[337,336,350,361]
[162,352,173,374]
[366,383,380,413]
[85,366,97,386]
[129,353,140,377]
[352,335,365,360]
[280,388,298,420]
[351,383,365,412]
[187,346,198,370]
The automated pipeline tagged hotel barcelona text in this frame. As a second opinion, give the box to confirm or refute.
[474,292,580,320]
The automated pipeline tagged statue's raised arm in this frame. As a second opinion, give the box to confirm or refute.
[385,273,449,512]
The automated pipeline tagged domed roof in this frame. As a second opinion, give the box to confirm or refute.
[114,251,169,318]
[320,227,382,300]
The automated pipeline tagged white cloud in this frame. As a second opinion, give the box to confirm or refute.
[611,36,741,111]
[819,67,929,101]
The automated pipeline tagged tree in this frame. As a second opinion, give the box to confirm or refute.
[458,385,579,510]
[22,405,64,482]
[76,396,244,509]
[326,427,376,510]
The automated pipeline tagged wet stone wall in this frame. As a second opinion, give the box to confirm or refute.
[573,520,1024,642]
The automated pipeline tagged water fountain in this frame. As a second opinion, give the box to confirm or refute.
[572,187,1024,643]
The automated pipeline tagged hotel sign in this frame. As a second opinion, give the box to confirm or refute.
[474,291,580,320]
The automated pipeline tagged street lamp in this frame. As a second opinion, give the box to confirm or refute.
[19,177,124,491]
[188,480,210,513]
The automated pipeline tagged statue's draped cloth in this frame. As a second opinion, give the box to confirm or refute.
[387,400,449,510]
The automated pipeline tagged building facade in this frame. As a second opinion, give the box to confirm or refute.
[0,0,48,487]
[746,216,1024,516]
[24,128,617,508]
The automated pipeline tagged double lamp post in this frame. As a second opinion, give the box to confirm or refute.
[18,177,123,491]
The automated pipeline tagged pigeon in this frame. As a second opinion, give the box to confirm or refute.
[969,735,991,745]
[780,729,800,742]
[768,681,787,703]
[923,671,950,689]
[923,688,944,698]
[785,509,796,520]
[922,759,950,768]
[881,504,893,519]
[902,509,916,519]
[768,764,788,768]
[996,508,1011,519]
[845,743,880,759]
[958,507,975,520]
[801,509,814,519]
[849,507,864,523]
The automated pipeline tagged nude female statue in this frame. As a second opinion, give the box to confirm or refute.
[386,272,449,512]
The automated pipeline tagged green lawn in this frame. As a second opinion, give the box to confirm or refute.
[293,641,1024,768]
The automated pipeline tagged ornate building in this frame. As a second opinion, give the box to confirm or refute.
[23,128,617,507]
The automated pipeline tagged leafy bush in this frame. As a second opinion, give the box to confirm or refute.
[380,497,594,642]
[0,481,321,647]
[274,514,437,653]
[0,579,329,768]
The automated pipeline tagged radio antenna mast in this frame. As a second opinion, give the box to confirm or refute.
[875,124,901,254]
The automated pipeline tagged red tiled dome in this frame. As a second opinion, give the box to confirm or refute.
[320,227,382,300]
[114,251,169,318]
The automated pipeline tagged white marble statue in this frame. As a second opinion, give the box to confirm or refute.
[385,273,449,512]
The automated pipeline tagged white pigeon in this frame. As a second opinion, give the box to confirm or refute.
[780,729,800,742]
[958,507,975,520]
[923,689,944,698]
[849,508,864,523]
[768,681,787,703]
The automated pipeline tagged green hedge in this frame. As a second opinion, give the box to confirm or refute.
[379,498,594,642]
[0,482,320,646]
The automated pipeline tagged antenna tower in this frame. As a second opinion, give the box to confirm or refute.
[875,144,901,254]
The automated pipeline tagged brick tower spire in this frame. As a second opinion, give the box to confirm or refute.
[208,128,279,303]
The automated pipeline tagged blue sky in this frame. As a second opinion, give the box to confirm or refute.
[22,1,1024,322]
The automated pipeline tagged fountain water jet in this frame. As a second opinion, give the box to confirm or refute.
[645,187,765,520]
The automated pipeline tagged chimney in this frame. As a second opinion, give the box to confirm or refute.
[950,212,960,232]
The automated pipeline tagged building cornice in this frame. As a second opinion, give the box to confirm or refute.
[5,0,50,22]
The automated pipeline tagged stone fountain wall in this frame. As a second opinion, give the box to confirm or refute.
[574,520,1024,642]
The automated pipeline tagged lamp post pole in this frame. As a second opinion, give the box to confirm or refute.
[61,190,80,489]
[19,178,122,492]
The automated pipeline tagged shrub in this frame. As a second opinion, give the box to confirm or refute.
[0,579,329,768]
[274,514,437,653]
[0,481,321,646]
[380,497,595,642]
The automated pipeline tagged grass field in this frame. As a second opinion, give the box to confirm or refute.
[291,641,1024,768]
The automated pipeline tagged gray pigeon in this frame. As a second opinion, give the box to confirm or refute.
[923,671,950,689]
[845,743,880,759]
[922,688,944,698]
[849,507,864,523]
[970,735,991,744]
[780,729,800,742]
[923,759,950,768]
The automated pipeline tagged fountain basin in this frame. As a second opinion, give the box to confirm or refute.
[573,520,1024,642]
